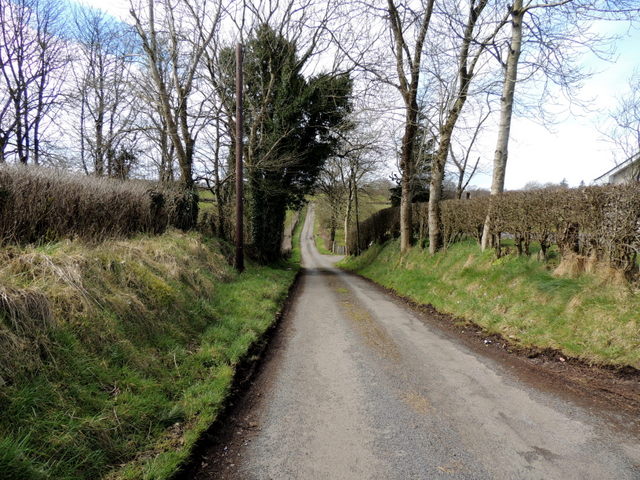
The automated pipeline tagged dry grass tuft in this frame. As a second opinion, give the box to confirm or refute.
[554,253,589,278]
[555,253,629,288]
[0,287,53,334]
[0,286,54,382]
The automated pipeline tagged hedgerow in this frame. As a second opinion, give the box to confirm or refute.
[0,165,194,244]
[348,184,640,277]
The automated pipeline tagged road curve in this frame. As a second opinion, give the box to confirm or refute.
[199,205,640,479]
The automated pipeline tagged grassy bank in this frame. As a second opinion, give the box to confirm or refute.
[313,211,333,255]
[339,239,640,368]
[0,215,304,479]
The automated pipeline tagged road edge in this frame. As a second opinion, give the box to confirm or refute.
[340,267,640,433]
[170,267,302,480]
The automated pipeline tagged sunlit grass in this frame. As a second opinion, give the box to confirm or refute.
[0,221,304,480]
[313,212,333,255]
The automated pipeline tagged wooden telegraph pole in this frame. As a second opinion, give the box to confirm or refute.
[234,43,244,272]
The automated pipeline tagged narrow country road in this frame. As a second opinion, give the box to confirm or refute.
[193,205,640,480]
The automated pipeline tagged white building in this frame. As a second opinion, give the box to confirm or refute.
[593,153,640,185]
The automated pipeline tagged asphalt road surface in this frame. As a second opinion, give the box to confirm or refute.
[196,205,640,480]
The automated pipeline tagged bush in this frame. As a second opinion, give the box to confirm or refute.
[489,186,640,274]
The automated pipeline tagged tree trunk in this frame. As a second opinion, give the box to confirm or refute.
[481,2,524,251]
[344,179,353,254]
[80,98,89,174]
[95,105,105,175]
[329,199,337,244]
[179,94,195,190]
[399,108,417,253]
[215,181,225,238]
[427,0,490,254]
[429,114,463,253]
[0,135,7,163]
[159,119,172,182]
[213,118,226,239]
[354,177,361,254]
[386,0,434,253]
[456,168,464,199]
[15,94,26,164]
[33,79,46,166]
[428,146,446,254]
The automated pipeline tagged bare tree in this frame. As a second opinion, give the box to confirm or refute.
[450,149,481,200]
[129,0,222,228]
[385,0,435,253]
[335,129,381,254]
[426,0,508,254]
[447,98,491,199]
[317,155,348,246]
[130,1,220,176]
[318,143,380,255]
[70,6,140,178]
[0,0,68,164]
[480,0,640,250]
[608,70,640,165]
[421,89,490,202]
[134,58,178,183]
[480,0,540,250]
[198,101,233,239]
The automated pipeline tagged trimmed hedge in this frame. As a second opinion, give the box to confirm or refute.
[349,184,640,276]
[0,165,194,244]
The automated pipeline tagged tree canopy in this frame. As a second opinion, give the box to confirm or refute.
[222,24,352,261]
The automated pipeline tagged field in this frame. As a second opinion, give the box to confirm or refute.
[313,188,391,254]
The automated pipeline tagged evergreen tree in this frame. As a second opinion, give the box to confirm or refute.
[223,25,352,261]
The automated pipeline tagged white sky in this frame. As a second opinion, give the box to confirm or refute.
[479,23,640,190]
[79,0,131,20]
[78,0,639,190]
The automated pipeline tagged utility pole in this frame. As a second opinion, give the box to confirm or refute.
[354,175,361,255]
[235,43,244,272]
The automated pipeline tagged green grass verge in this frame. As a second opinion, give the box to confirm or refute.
[0,221,304,480]
[290,206,306,265]
[313,210,333,255]
[339,239,640,368]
